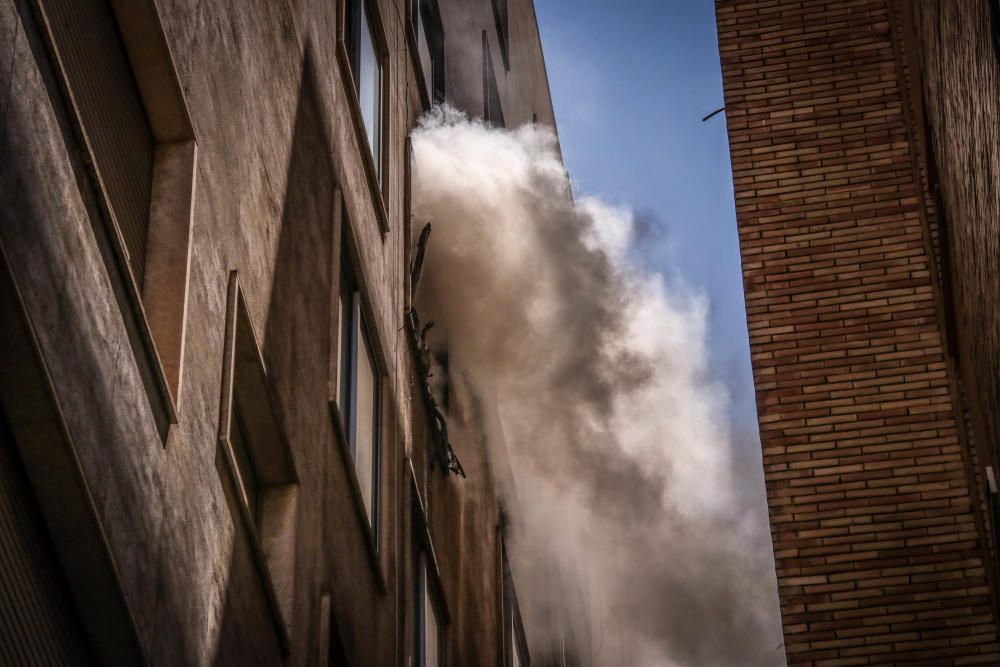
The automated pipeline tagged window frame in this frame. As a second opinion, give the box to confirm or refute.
[338,0,390,236]
[329,191,388,586]
[415,546,445,667]
[408,465,450,667]
[336,256,383,536]
[346,0,383,181]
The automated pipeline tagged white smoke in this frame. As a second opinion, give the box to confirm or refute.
[411,107,781,666]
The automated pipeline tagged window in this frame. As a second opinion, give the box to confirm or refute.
[414,548,442,667]
[39,0,154,283]
[346,0,384,181]
[219,272,299,641]
[34,0,198,436]
[490,0,509,70]
[336,247,382,535]
[482,33,505,128]
[412,0,445,104]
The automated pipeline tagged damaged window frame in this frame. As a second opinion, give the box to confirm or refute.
[407,222,465,478]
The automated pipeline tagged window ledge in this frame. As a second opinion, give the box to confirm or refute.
[329,400,387,594]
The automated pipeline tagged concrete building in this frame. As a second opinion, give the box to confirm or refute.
[0,0,561,664]
[718,0,1000,664]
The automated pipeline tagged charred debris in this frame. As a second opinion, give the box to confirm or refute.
[408,222,465,478]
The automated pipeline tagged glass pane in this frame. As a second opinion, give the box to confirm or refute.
[424,563,439,667]
[359,4,381,177]
[355,319,378,521]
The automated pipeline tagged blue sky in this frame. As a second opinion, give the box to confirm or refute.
[535,1,757,434]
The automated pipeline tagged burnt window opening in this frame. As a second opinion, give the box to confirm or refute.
[408,224,465,478]
[412,0,446,104]
[482,32,505,128]
[430,350,450,411]
[490,0,510,70]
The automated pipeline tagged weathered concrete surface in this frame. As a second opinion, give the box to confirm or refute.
[0,0,558,664]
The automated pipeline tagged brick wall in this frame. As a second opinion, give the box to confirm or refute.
[911,0,1000,542]
[716,0,1000,663]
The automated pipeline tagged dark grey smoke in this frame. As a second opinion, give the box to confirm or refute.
[412,107,782,667]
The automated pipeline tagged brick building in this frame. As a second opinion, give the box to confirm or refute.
[718,0,1000,664]
[0,0,567,664]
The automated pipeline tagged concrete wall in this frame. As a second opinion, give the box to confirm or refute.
[717,0,1000,663]
[0,0,556,664]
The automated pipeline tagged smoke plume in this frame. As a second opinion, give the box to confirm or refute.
[411,107,781,666]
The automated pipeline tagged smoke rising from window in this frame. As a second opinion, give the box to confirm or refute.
[411,107,782,667]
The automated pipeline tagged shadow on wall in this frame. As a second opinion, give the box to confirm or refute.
[211,51,336,664]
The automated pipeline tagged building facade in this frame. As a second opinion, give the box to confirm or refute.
[0,0,559,664]
[718,0,1000,664]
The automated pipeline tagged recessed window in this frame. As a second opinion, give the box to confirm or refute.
[219,272,299,640]
[35,0,198,435]
[336,248,382,535]
[490,0,510,70]
[482,33,505,128]
[414,548,443,667]
[412,0,445,104]
[39,0,154,283]
[346,0,384,181]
